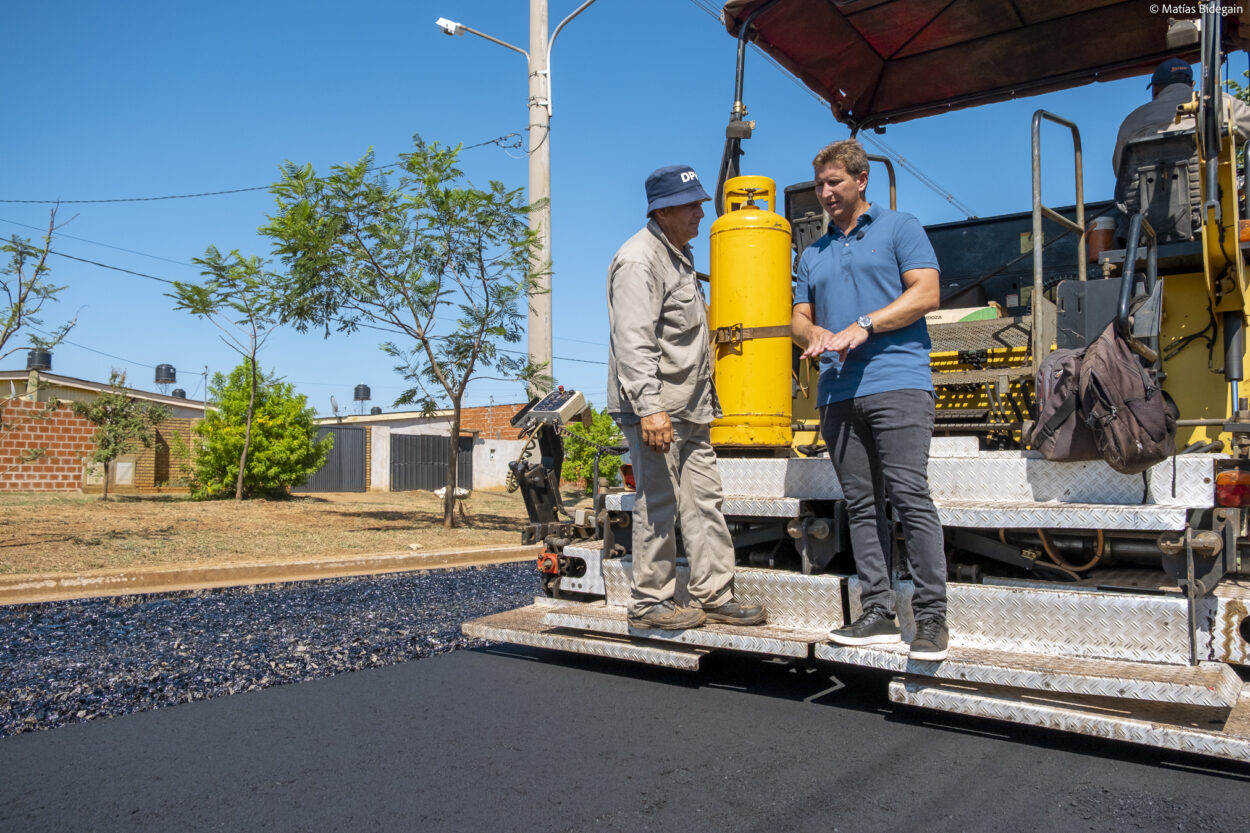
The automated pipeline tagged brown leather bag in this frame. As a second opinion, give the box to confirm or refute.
[1078,323,1177,475]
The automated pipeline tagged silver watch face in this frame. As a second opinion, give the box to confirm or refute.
[857,315,873,331]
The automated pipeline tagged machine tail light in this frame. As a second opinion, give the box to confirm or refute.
[1215,468,1250,507]
[621,463,635,490]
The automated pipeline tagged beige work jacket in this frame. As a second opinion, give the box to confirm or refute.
[606,220,719,425]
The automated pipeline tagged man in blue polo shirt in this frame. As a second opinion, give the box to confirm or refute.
[790,139,948,661]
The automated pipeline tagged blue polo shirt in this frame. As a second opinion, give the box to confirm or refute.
[794,203,940,406]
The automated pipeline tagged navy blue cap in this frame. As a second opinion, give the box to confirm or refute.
[645,165,711,214]
[1150,58,1193,89]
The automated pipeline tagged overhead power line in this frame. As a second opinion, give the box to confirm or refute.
[0,133,526,205]
[0,185,270,205]
[0,216,198,268]
[47,250,176,284]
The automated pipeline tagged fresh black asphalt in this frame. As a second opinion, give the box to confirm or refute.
[3,644,1249,833]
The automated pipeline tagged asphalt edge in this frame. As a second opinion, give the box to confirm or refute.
[0,544,541,605]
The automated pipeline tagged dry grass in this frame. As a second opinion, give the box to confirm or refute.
[0,488,579,576]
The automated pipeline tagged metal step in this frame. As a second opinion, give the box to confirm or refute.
[601,562,846,632]
[888,678,1250,763]
[934,498,1187,530]
[606,453,1216,505]
[929,316,1031,352]
[540,602,826,659]
[815,641,1240,707]
[603,492,1192,530]
[603,561,1205,664]
[462,602,707,670]
[931,367,1031,388]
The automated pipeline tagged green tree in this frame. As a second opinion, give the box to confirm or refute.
[171,247,280,501]
[561,408,624,495]
[262,135,545,528]
[189,360,331,499]
[1,209,74,361]
[71,370,169,501]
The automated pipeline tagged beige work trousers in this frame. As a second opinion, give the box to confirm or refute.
[620,419,735,616]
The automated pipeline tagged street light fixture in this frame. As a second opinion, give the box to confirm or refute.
[434,17,463,36]
[434,1,601,394]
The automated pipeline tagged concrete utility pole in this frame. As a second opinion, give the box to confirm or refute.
[436,1,600,395]
[528,0,552,389]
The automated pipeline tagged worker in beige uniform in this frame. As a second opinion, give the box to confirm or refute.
[606,164,767,631]
[1112,57,1250,177]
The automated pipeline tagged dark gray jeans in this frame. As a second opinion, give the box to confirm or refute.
[820,388,947,620]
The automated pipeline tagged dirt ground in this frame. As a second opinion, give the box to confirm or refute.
[0,488,587,576]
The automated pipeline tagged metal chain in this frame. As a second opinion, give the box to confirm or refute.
[554,423,624,455]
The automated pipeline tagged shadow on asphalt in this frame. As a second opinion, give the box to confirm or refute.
[473,643,1250,780]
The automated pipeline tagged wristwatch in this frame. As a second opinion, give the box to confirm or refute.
[856,314,874,334]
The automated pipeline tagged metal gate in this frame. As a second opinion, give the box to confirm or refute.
[390,434,474,492]
[295,426,366,492]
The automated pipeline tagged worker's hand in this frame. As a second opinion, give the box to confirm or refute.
[826,323,870,361]
[641,411,674,454]
[799,325,839,360]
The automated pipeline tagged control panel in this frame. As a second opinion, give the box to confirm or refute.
[525,387,587,426]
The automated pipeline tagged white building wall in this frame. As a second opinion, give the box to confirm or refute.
[369,425,390,491]
[472,437,528,489]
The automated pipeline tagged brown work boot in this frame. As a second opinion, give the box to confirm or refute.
[627,601,706,631]
[701,600,767,626]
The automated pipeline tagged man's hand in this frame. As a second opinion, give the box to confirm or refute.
[799,323,868,361]
[641,411,674,453]
[798,324,838,361]
[825,323,870,361]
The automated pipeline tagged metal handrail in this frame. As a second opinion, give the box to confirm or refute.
[1031,109,1087,366]
[865,154,897,210]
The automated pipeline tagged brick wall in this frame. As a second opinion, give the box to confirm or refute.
[0,400,94,490]
[458,403,527,440]
[0,401,200,493]
[134,418,197,491]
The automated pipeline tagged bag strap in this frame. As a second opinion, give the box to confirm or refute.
[1031,393,1078,445]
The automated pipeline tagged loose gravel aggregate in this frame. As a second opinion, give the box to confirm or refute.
[0,562,539,738]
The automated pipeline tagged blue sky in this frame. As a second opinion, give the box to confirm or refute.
[3,1,1245,414]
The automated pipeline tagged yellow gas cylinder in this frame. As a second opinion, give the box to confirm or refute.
[709,175,793,448]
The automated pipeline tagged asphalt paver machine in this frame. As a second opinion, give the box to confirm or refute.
[467,2,1250,763]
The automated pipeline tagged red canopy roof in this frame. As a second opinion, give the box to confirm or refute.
[722,0,1250,129]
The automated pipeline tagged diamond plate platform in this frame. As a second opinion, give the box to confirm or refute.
[815,642,1240,707]
[601,561,845,631]
[603,453,1216,512]
[603,493,803,516]
[848,577,1210,665]
[933,498,1189,530]
[541,602,825,658]
[559,544,605,596]
[717,457,842,499]
[927,453,1215,506]
[888,679,1250,764]
[462,603,706,670]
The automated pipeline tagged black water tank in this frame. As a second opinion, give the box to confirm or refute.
[26,350,51,371]
[354,384,371,401]
[155,364,176,384]
[171,389,187,399]
[370,406,382,415]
